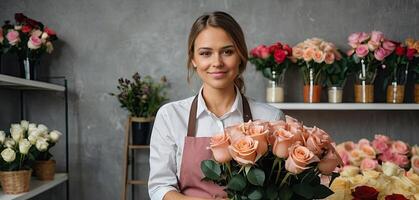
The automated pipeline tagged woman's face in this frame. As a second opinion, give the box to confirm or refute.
[192,26,241,91]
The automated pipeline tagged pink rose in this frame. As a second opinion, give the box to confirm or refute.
[292,47,304,59]
[372,135,391,153]
[355,44,369,58]
[411,155,419,174]
[324,52,335,64]
[390,140,409,155]
[360,158,378,171]
[393,154,409,167]
[379,149,394,162]
[228,136,258,165]
[346,49,355,56]
[31,29,42,38]
[313,50,325,63]
[250,45,264,58]
[272,128,294,158]
[306,127,331,157]
[370,31,384,44]
[318,150,339,175]
[210,133,232,163]
[358,32,370,43]
[28,35,42,49]
[285,143,320,174]
[348,32,361,48]
[337,149,350,166]
[382,40,396,51]
[358,138,370,148]
[6,30,20,46]
[374,47,388,61]
[260,46,270,59]
[343,141,356,151]
[303,47,315,62]
[367,40,380,51]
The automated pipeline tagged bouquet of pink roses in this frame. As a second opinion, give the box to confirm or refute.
[201,116,343,200]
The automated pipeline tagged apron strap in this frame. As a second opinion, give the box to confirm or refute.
[187,92,253,137]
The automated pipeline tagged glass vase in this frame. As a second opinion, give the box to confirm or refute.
[354,60,377,103]
[415,84,419,104]
[19,57,40,80]
[327,86,343,103]
[386,65,408,103]
[266,70,285,103]
[303,68,321,103]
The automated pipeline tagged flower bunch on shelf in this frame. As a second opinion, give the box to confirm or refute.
[346,31,395,84]
[201,115,343,200]
[292,37,342,85]
[249,41,294,81]
[0,120,62,171]
[327,135,419,200]
[1,13,57,61]
[404,38,419,84]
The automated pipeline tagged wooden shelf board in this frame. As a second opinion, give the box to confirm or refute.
[269,103,419,110]
[127,180,147,185]
[128,145,150,149]
[0,74,65,92]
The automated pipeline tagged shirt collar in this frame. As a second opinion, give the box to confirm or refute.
[196,86,243,119]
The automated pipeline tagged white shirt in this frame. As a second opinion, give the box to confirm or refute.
[148,89,284,200]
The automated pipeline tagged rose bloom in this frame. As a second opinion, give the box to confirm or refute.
[360,158,378,171]
[383,40,396,51]
[303,47,315,62]
[411,156,419,177]
[355,44,369,58]
[384,194,409,200]
[273,49,287,64]
[411,145,419,156]
[393,154,409,168]
[306,126,331,157]
[367,40,380,51]
[285,143,320,174]
[382,161,402,177]
[349,149,363,166]
[292,47,304,59]
[318,150,339,175]
[372,135,390,153]
[352,185,379,200]
[246,124,269,157]
[259,46,270,59]
[390,140,409,155]
[324,52,335,64]
[210,132,232,164]
[28,35,42,49]
[313,50,325,63]
[371,31,384,44]
[228,136,258,165]
[406,48,417,60]
[358,138,370,147]
[340,165,360,177]
[379,149,394,163]
[6,30,20,46]
[22,25,32,33]
[272,128,294,158]
[360,145,376,159]
[337,149,350,166]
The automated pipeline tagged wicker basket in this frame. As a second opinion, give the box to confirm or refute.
[0,170,32,194]
[33,160,56,180]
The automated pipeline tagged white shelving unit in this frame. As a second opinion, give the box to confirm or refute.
[0,173,68,200]
[0,74,69,199]
[269,103,419,110]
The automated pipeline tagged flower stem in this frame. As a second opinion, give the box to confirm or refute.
[269,157,279,180]
[275,160,282,184]
[280,172,292,189]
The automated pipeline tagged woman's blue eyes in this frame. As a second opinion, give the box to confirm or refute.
[199,50,234,57]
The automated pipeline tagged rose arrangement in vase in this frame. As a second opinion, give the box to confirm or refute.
[201,116,343,200]
[292,38,342,103]
[249,42,293,103]
[405,38,419,103]
[110,72,168,144]
[346,31,395,103]
[1,13,57,80]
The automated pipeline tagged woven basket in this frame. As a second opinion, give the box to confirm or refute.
[33,160,56,180]
[0,170,32,194]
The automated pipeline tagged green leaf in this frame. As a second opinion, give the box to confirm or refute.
[278,184,293,200]
[247,168,265,186]
[265,184,279,200]
[200,160,221,181]
[313,184,334,199]
[292,183,314,199]
[247,188,263,200]
[226,174,247,191]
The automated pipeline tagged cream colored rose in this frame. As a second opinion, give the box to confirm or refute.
[10,123,24,142]
[362,169,381,180]
[292,47,304,59]
[360,145,376,159]
[0,131,5,144]
[348,174,367,187]
[349,149,363,166]
[41,32,49,39]
[303,47,315,62]
[406,169,419,185]
[49,130,62,143]
[340,166,360,177]
[272,128,294,158]
[19,139,31,155]
[210,132,232,164]
[1,148,16,163]
[382,161,402,177]
[4,138,16,148]
[37,124,49,133]
[411,155,419,175]
[36,138,49,152]
[20,120,29,131]
[327,177,352,200]
[411,145,419,156]
[285,143,319,174]
[228,136,258,165]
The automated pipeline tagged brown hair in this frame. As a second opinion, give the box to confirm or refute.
[187,11,248,93]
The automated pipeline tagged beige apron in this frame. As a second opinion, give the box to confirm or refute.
[178,94,253,198]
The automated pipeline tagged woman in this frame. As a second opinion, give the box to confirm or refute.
[148,11,284,200]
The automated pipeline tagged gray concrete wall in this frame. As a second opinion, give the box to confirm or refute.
[0,0,418,199]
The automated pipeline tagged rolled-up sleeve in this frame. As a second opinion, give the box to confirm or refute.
[148,106,179,200]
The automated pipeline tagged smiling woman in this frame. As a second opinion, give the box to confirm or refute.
[148,11,284,200]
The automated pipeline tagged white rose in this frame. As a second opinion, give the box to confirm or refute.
[10,123,24,142]
[49,130,62,143]
[0,131,6,144]
[35,138,49,152]
[1,148,16,163]
[41,32,48,39]
[14,25,22,30]
[28,123,37,130]
[4,138,16,148]
[20,120,29,131]
[19,139,31,155]
[382,161,402,177]
[37,124,48,134]
[340,166,360,177]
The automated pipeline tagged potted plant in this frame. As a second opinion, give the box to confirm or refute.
[346,31,395,103]
[405,38,419,103]
[0,121,35,194]
[324,54,350,103]
[2,13,57,80]
[111,72,168,145]
[293,38,342,103]
[249,41,293,103]
[27,122,62,180]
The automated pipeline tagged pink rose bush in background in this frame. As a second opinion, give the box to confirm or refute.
[201,116,343,200]
[327,135,419,200]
